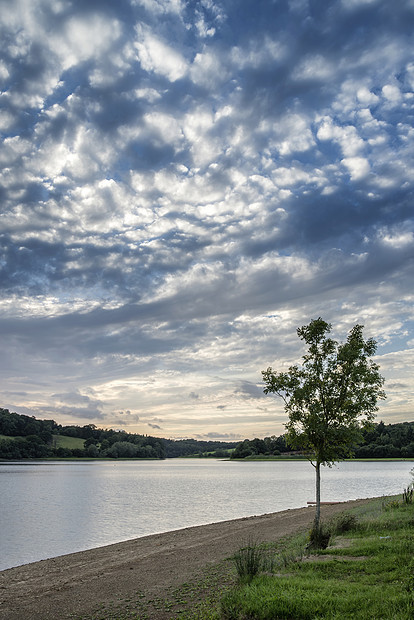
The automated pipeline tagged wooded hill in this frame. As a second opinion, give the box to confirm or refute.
[0,408,237,459]
[230,420,414,459]
[1,407,413,460]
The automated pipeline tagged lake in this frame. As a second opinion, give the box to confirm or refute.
[1,459,413,571]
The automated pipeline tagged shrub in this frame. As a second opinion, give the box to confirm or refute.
[307,522,330,550]
[384,499,401,510]
[329,512,358,535]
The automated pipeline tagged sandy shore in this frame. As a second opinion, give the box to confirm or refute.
[0,498,375,620]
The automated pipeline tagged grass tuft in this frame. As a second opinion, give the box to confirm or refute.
[232,539,266,583]
[403,486,414,504]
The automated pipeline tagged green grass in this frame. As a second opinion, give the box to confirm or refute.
[52,435,85,449]
[0,434,85,450]
[220,574,412,619]
[219,497,414,619]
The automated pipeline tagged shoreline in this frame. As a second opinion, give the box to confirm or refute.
[0,497,379,620]
[2,457,414,462]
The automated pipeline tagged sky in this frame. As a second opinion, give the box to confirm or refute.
[0,0,413,441]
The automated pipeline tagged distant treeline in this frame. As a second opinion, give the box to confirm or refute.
[0,408,236,459]
[1,408,413,460]
[230,420,414,459]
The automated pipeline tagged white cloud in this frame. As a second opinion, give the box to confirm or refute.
[0,60,10,82]
[317,118,365,157]
[382,83,402,105]
[357,86,379,106]
[379,230,414,249]
[190,49,229,88]
[133,88,163,102]
[341,156,370,180]
[275,114,315,155]
[135,26,188,81]
[194,11,216,38]
[131,0,185,15]
[64,16,121,66]
[144,111,184,146]
[272,166,325,189]
[0,109,14,132]
[231,37,286,70]
[293,54,334,81]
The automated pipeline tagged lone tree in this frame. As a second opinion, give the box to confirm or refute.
[262,318,385,530]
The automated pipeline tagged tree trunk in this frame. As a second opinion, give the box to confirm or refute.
[314,460,321,529]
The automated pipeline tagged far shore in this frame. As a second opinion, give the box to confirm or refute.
[0,497,382,620]
[1,456,414,462]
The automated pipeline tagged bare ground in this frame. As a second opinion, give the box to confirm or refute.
[0,498,375,620]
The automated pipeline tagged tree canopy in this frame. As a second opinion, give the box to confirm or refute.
[229,421,414,460]
[262,318,386,528]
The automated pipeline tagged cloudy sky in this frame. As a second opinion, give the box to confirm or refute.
[1,0,413,441]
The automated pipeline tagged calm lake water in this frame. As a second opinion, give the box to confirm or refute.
[1,459,413,571]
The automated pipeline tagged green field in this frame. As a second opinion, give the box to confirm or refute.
[0,434,85,450]
[51,435,85,449]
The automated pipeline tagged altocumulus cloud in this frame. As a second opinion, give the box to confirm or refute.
[0,0,413,439]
